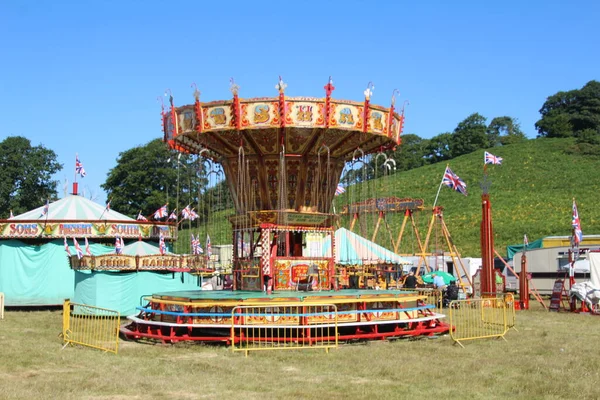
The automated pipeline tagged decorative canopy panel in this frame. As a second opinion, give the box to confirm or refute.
[162,80,405,221]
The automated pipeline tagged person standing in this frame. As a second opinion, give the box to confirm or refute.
[433,273,447,291]
[404,271,418,289]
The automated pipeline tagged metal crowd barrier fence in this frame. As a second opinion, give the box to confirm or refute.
[231,304,339,356]
[62,300,120,354]
[449,297,511,348]
[503,293,517,331]
[402,288,443,315]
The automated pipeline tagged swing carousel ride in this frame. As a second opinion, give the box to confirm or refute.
[121,77,451,343]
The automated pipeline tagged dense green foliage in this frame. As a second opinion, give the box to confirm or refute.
[0,136,62,216]
[102,139,207,218]
[535,80,600,153]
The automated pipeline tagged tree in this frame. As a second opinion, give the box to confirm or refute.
[388,134,430,172]
[0,136,62,216]
[535,80,600,139]
[102,139,207,219]
[426,132,453,163]
[450,113,489,157]
[487,116,527,146]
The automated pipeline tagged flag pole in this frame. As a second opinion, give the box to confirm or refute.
[432,164,448,209]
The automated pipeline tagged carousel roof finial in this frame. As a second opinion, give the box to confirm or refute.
[229,78,239,96]
[402,100,410,114]
[276,75,287,93]
[391,89,400,106]
[324,76,335,96]
[165,89,174,107]
[364,82,375,100]
[191,83,200,102]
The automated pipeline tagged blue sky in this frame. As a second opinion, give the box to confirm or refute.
[1,0,598,205]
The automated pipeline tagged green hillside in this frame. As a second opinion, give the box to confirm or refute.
[175,138,600,258]
[337,137,600,257]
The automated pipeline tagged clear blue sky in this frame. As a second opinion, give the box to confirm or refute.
[1,0,598,205]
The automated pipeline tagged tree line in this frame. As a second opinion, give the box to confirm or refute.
[2,80,598,219]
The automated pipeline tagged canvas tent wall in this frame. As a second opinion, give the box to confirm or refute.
[0,239,114,306]
[320,228,410,267]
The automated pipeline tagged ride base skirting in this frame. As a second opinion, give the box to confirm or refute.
[120,289,450,344]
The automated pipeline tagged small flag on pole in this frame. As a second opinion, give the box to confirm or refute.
[137,212,148,221]
[335,184,346,196]
[40,199,49,217]
[484,151,503,165]
[74,238,84,260]
[75,155,86,177]
[572,199,583,245]
[159,232,167,255]
[105,201,111,213]
[115,235,123,254]
[64,236,71,256]
[153,204,168,219]
[9,210,14,219]
[84,237,92,256]
[168,210,178,221]
[524,234,529,247]
[206,234,212,258]
[442,167,468,196]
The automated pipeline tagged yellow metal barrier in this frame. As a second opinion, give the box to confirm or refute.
[231,304,338,356]
[62,300,120,354]
[449,298,508,348]
[503,293,517,331]
[0,292,4,320]
[403,288,443,315]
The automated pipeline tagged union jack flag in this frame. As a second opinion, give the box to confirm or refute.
[484,151,503,165]
[73,238,84,260]
[40,199,49,218]
[64,236,71,256]
[182,205,198,220]
[206,234,212,258]
[137,212,148,221]
[75,155,86,177]
[191,234,203,255]
[572,199,583,245]
[442,166,468,196]
[159,232,167,255]
[524,234,529,247]
[153,204,168,219]
[105,201,111,213]
[115,235,123,254]
[335,184,346,196]
[84,237,92,256]
[168,210,178,221]
[9,210,14,219]
[181,205,192,220]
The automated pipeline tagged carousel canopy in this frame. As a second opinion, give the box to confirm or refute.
[11,195,134,221]
[323,228,411,266]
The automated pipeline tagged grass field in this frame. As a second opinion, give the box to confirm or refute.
[1,304,598,400]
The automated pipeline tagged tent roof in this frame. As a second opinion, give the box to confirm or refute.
[122,240,162,256]
[11,195,134,222]
[324,228,411,265]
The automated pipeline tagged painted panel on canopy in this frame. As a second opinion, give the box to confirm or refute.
[204,105,233,131]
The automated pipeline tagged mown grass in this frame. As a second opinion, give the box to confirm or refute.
[174,138,600,257]
[0,305,598,400]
